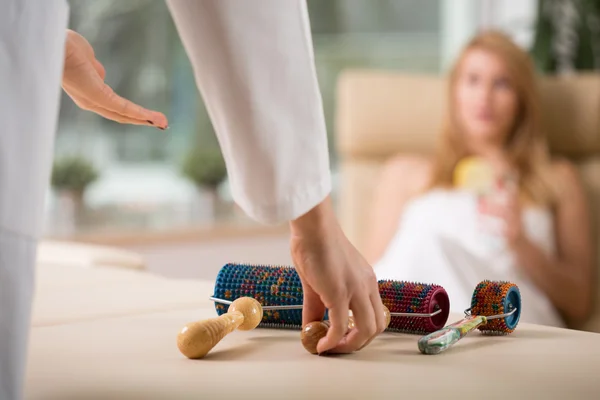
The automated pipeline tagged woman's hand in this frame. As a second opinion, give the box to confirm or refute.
[62,30,168,129]
[478,179,525,247]
[290,196,387,355]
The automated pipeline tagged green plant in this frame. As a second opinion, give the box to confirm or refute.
[51,155,99,193]
[531,0,600,73]
[181,147,228,190]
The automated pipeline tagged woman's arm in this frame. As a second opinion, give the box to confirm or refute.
[512,160,595,326]
[363,155,433,264]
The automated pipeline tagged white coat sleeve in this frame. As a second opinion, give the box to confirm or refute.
[166,0,332,225]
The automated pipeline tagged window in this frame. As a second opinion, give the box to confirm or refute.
[47,0,442,237]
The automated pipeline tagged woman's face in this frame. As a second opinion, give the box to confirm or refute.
[454,48,519,145]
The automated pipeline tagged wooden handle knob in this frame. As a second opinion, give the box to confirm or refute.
[301,305,391,354]
[383,304,391,327]
[300,321,330,354]
[300,316,356,354]
[177,297,263,359]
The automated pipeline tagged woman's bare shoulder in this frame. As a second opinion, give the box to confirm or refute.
[380,154,434,192]
[549,157,586,201]
[550,157,581,183]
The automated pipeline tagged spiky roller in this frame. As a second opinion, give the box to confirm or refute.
[213,263,450,334]
[470,280,521,334]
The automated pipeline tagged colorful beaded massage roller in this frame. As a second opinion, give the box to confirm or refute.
[417,280,521,355]
[301,278,451,354]
[176,263,450,358]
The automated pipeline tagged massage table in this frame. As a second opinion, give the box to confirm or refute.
[26,248,600,399]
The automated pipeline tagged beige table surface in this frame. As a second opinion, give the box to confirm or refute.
[26,264,600,399]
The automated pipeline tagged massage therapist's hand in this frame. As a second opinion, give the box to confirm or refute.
[62,29,168,129]
[290,196,387,354]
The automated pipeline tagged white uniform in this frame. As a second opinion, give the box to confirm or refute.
[0,1,331,398]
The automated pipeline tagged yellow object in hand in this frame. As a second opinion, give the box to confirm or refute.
[453,156,495,192]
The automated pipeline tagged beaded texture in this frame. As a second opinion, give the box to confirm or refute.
[214,263,304,328]
[213,263,450,334]
[379,280,450,334]
[470,280,520,335]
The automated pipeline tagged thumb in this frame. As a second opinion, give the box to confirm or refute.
[302,283,326,326]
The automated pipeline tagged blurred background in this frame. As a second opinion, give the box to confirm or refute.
[45,0,599,280]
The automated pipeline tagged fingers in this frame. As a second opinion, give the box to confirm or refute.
[93,60,106,80]
[326,292,377,354]
[67,65,168,128]
[85,104,157,127]
[368,271,387,335]
[64,73,168,128]
[481,198,520,224]
[372,291,388,335]
[316,305,349,354]
[95,84,169,129]
[301,284,326,327]
[478,199,505,218]
[356,293,388,350]
[335,276,386,353]
[63,29,169,129]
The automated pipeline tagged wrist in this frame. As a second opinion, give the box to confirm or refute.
[289,196,336,238]
[509,232,531,253]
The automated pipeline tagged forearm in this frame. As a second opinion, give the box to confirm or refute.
[167,0,331,225]
[512,238,593,324]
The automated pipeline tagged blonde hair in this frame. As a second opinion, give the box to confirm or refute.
[429,30,556,206]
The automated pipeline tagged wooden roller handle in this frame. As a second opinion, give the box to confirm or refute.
[177,297,263,359]
[300,305,391,354]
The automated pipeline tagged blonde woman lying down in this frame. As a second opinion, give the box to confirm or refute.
[365,31,595,329]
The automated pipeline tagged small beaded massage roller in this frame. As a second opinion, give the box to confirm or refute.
[176,263,451,358]
[301,279,451,354]
[417,280,522,355]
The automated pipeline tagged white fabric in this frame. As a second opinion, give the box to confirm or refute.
[0,0,68,238]
[0,230,38,400]
[375,189,564,328]
[1,1,331,398]
[166,0,331,224]
[0,1,69,399]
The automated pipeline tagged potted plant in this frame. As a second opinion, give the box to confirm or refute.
[51,155,99,208]
[530,0,600,73]
[181,146,228,218]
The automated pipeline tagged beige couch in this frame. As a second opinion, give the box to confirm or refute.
[334,70,600,332]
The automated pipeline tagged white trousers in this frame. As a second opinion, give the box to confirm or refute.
[0,1,330,398]
[0,1,68,399]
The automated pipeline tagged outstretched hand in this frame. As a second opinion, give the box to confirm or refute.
[290,196,387,354]
[62,30,168,129]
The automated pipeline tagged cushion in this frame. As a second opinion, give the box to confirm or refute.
[335,71,600,159]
